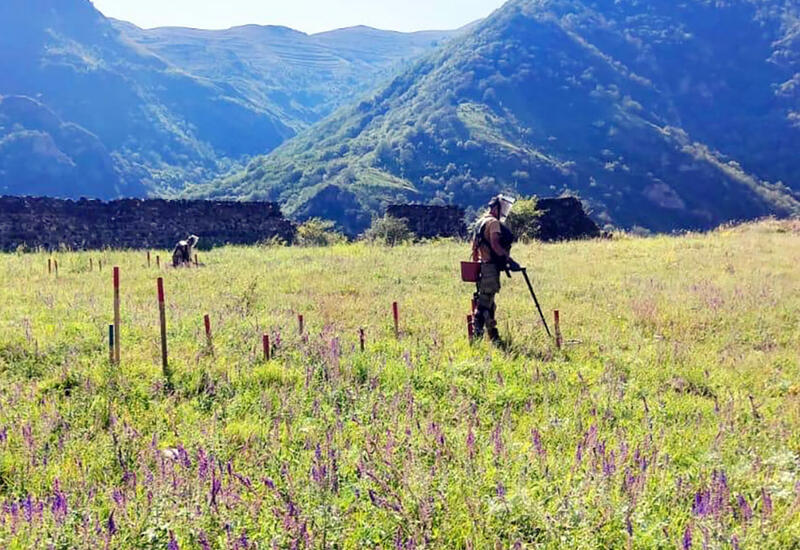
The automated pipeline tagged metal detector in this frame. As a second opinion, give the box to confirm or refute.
[520,268,552,338]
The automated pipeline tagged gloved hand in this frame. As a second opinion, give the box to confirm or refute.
[507,258,523,272]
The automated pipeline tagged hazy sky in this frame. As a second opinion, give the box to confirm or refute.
[91,0,507,34]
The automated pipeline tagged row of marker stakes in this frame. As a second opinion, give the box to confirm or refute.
[106,264,395,368]
[48,251,202,275]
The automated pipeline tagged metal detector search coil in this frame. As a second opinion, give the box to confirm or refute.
[461,261,481,283]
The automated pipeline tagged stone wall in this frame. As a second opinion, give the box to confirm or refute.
[0,196,295,251]
[534,197,601,241]
[386,204,467,239]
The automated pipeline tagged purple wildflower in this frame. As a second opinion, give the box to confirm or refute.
[466,427,475,460]
[496,482,506,499]
[531,429,545,457]
[198,531,211,550]
[22,495,33,523]
[736,494,753,523]
[167,530,179,550]
[761,488,772,518]
[682,524,692,550]
[106,510,116,536]
[693,490,710,517]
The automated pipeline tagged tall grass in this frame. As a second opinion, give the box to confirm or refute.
[0,220,798,548]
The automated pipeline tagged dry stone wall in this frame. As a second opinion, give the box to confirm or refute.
[0,196,295,251]
[386,205,467,239]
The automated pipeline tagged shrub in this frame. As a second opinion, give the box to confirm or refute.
[296,219,346,247]
[363,215,413,246]
[505,196,542,241]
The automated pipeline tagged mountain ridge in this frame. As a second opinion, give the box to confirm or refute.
[0,0,456,198]
[195,0,799,233]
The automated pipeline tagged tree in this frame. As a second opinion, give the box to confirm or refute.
[363,215,413,246]
[296,219,346,247]
[505,196,542,242]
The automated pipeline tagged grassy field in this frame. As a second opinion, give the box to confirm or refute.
[0,220,798,549]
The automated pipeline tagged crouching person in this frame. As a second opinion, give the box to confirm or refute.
[172,235,199,267]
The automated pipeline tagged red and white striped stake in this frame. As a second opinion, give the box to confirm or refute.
[262,333,270,361]
[467,315,474,341]
[359,328,365,352]
[392,302,399,339]
[204,314,213,353]
[554,310,562,349]
[113,267,121,364]
[298,314,304,335]
[157,278,169,377]
[147,251,151,267]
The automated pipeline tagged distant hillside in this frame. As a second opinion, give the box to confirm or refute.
[200,0,800,233]
[114,22,457,130]
[0,0,453,199]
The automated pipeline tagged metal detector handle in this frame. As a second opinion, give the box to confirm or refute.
[521,268,552,338]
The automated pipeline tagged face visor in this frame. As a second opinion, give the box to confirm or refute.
[496,195,516,221]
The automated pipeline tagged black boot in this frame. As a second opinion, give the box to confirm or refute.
[473,306,489,341]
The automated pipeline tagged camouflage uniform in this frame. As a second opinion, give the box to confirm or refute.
[473,215,512,341]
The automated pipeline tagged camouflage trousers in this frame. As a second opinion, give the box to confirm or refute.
[474,263,501,338]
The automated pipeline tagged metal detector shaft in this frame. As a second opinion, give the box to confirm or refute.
[521,268,552,338]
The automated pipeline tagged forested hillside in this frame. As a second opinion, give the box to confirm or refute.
[0,0,451,198]
[200,0,800,232]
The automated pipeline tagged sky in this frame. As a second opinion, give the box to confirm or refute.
[90,0,507,34]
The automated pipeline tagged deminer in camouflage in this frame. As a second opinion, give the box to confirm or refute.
[471,195,521,344]
[172,235,199,267]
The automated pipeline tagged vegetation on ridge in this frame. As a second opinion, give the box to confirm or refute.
[197,0,800,233]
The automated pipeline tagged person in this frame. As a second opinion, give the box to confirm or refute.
[172,235,199,267]
[471,195,521,344]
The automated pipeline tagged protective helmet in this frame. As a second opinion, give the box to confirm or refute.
[488,194,516,220]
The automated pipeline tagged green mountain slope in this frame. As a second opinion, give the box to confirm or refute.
[0,0,453,199]
[200,0,800,233]
[114,22,457,130]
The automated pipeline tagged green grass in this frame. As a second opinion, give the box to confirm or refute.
[0,220,798,548]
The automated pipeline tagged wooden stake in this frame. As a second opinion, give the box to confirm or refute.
[156,255,160,269]
[89,258,93,272]
[392,302,399,339]
[554,310,562,349]
[98,259,102,272]
[147,251,151,267]
[113,267,121,365]
[54,259,58,277]
[298,314,304,335]
[48,258,52,274]
[204,314,213,353]
[194,254,199,267]
[108,324,114,364]
[157,278,169,377]
[262,333,270,361]
[359,328,365,352]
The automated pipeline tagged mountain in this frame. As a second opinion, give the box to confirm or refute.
[113,22,457,130]
[198,0,800,234]
[0,95,135,198]
[0,0,454,199]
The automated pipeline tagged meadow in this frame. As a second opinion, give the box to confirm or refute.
[0,220,798,549]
